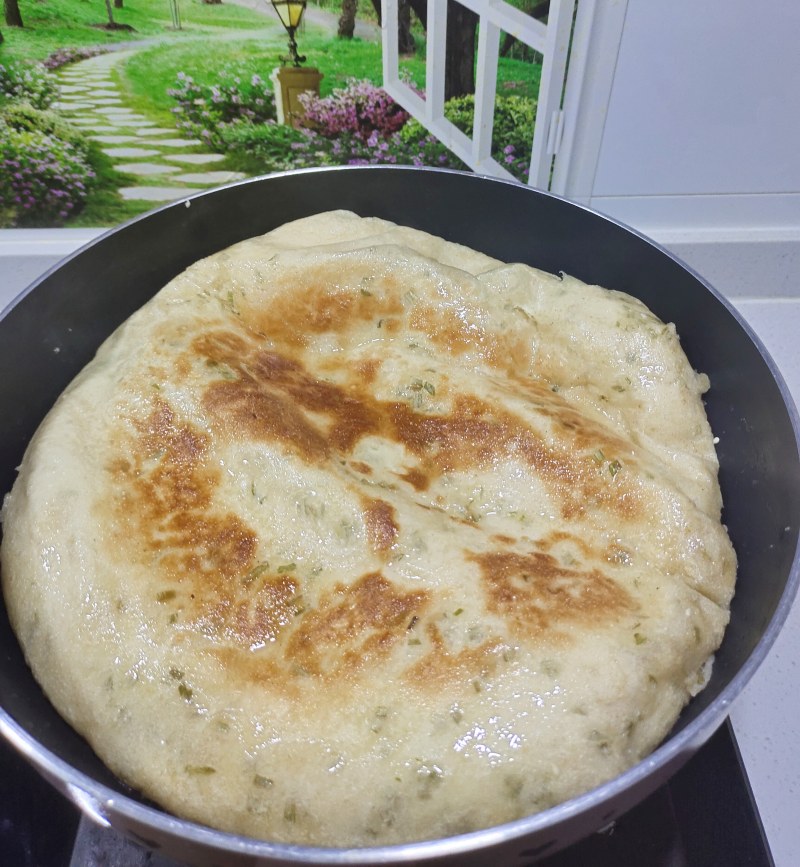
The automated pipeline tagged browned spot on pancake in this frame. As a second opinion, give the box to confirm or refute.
[248,264,405,348]
[349,460,373,475]
[535,530,596,560]
[398,466,428,491]
[356,357,382,385]
[409,304,532,372]
[405,620,502,690]
[199,332,377,464]
[194,330,640,523]
[285,572,428,678]
[471,549,635,639]
[197,575,301,648]
[380,317,401,334]
[361,496,399,556]
[108,399,259,606]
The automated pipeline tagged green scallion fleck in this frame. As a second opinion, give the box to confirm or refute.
[243,562,270,585]
[277,563,296,574]
[253,774,273,788]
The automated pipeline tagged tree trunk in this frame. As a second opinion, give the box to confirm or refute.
[408,0,425,28]
[338,0,357,38]
[104,0,116,26]
[444,1,478,99]
[397,0,414,54]
[4,0,24,27]
[114,0,123,8]
[500,0,548,56]
[370,0,425,48]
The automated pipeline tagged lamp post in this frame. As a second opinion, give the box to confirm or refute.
[270,0,307,67]
[268,0,322,128]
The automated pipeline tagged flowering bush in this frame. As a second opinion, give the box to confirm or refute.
[298,79,409,142]
[2,103,92,161]
[281,128,396,168]
[218,119,308,171]
[0,61,60,110]
[0,120,95,227]
[165,71,530,182]
[400,93,536,182]
[286,79,467,170]
[393,127,468,171]
[168,70,276,148]
[43,47,109,71]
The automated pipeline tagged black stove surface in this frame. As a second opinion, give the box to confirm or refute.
[0,719,774,867]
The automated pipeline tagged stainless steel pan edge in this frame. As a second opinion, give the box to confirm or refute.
[1,166,798,866]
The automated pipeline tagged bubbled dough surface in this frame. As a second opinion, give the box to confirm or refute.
[1,211,736,846]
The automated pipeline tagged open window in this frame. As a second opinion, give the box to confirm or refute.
[381,0,626,195]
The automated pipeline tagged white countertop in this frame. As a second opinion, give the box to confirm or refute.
[728,298,800,867]
[1,254,798,865]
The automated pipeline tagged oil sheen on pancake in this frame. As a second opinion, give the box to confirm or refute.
[0,211,736,846]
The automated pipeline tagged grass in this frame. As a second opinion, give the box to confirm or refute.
[0,0,272,64]
[122,29,422,122]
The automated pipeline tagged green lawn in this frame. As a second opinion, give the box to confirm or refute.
[122,31,419,121]
[0,0,273,63]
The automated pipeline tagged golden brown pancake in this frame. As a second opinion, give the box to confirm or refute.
[0,211,736,846]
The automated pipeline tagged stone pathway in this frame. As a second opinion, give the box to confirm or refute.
[52,50,247,203]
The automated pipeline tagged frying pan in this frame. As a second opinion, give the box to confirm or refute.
[1,166,798,866]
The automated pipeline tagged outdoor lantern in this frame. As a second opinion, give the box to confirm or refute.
[270,0,307,67]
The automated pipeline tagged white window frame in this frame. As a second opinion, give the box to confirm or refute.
[381,0,629,196]
[381,0,576,188]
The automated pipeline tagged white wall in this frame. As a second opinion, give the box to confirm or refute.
[568,0,800,297]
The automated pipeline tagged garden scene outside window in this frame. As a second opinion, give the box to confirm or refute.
[0,0,567,230]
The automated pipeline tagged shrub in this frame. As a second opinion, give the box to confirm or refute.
[277,125,466,172]
[0,61,60,110]
[2,103,93,161]
[491,94,537,147]
[286,78,467,171]
[218,120,308,172]
[168,70,276,148]
[400,93,536,181]
[0,120,95,227]
[283,128,398,168]
[434,93,536,149]
[298,79,409,142]
[394,126,469,171]
[43,47,109,71]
